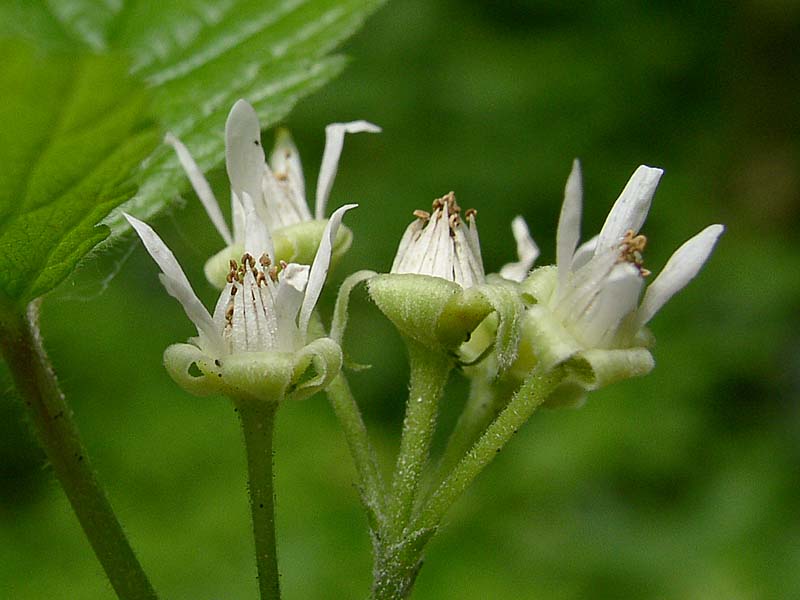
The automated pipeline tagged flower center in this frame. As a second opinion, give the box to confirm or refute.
[618,229,651,277]
[411,191,477,236]
[224,253,283,328]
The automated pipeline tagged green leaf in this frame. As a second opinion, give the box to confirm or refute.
[0,41,158,306]
[1,0,387,244]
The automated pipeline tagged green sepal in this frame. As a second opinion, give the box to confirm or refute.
[163,338,343,403]
[164,343,294,403]
[368,273,462,348]
[445,283,523,373]
[163,343,221,397]
[273,220,353,268]
[288,337,343,401]
[203,221,353,289]
[331,270,378,345]
[204,244,243,289]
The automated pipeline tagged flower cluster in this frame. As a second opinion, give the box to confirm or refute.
[128,99,722,408]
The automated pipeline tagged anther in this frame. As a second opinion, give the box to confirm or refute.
[259,254,271,267]
[413,209,431,221]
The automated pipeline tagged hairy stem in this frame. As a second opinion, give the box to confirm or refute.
[238,400,281,600]
[0,300,157,600]
[326,373,387,529]
[387,340,453,537]
[414,367,565,532]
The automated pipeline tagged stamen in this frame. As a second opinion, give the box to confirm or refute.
[413,209,430,221]
[618,229,650,276]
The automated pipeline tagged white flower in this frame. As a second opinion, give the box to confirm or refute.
[390,191,485,288]
[123,202,351,401]
[499,216,539,282]
[510,161,723,405]
[542,160,724,349]
[166,99,380,259]
[125,204,352,355]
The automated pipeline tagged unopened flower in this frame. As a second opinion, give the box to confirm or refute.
[166,99,379,287]
[516,160,724,403]
[368,192,522,370]
[390,191,485,288]
[124,203,352,403]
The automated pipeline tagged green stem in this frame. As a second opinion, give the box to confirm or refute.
[237,400,281,600]
[429,371,516,496]
[326,373,387,529]
[414,367,565,532]
[0,300,157,600]
[387,340,453,536]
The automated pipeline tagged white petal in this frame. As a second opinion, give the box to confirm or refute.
[453,221,483,287]
[124,213,221,352]
[557,159,582,288]
[390,219,425,273]
[596,165,663,254]
[230,280,248,353]
[241,192,274,258]
[270,127,307,207]
[314,121,381,219]
[556,249,617,321]
[164,133,232,245]
[231,191,246,244]
[571,234,598,271]
[275,263,309,351]
[465,212,484,271]
[500,216,539,282]
[298,204,357,335]
[426,201,453,280]
[261,162,310,228]
[636,224,724,327]
[212,283,234,332]
[225,99,266,205]
[577,263,643,347]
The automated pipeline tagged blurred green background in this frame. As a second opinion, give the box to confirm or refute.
[2,1,799,598]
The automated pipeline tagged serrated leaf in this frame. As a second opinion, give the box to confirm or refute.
[0,41,158,307]
[1,0,386,245]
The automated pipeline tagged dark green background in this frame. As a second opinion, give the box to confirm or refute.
[2,1,798,598]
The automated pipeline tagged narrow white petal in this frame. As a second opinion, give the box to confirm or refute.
[231,191,246,244]
[270,128,307,207]
[256,284,279,348]
[427,201,453,279]
[465,212,484,271]
[390,219,425,273]
[557,250,617,321]
[314,121,381,219]
[124,213,220,350]
[241,272,268,351]
[262,162,309,228]
[596,165,663,254]
[636,224,724,327]
[275,263,309,351]
[225,99,266,204]
[230,280,248,353]
[464,217,486,284]
[571,234,598,271]
[212,283,234,331]
[241,192,274,258]
[298,204,357,335]
[500,216,539,282]
[557,159,583,287]
[165,133,232,245]
[577,263,643,347]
